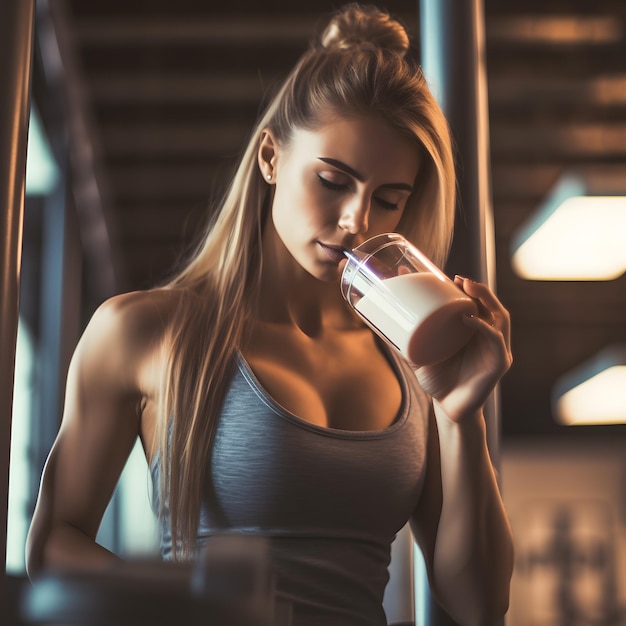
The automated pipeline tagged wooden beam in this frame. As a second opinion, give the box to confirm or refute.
[100,122,250,156]
[490,74,626,107]
[89,74,271,104]
[492,123,626,157]
[73,17,314,44]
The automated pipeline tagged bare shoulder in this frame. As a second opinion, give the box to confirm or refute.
[25,289,192,576]
[71,288,188,390]
[88,288,182,341]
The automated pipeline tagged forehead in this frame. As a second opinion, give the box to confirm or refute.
[285,115,421,183]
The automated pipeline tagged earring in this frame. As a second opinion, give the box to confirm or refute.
[266,174,272,181]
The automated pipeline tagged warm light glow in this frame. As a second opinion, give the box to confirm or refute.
[511,195,626,280]
[488,16,622,45]
[555,365,626,425]
[593,75,626,105]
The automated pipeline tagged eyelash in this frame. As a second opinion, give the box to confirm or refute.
[317,175,399,211]
[317,175,346,192]
[375,198,399,211]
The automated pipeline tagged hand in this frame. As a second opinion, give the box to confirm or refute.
[414,276,512,422]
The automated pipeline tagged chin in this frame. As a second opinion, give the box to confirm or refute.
[314,264,343,284]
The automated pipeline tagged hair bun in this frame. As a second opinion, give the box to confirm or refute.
[320,3,410,56]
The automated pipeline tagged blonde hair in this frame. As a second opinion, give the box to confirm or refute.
[156,2,456,559]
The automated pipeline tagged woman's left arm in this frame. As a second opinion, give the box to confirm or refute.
[411,277,515,626]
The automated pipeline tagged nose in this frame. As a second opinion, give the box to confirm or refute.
[338,196,369,235]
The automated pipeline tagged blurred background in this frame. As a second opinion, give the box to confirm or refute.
[4,0,626,624]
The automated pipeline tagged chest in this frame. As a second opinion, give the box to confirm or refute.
[242,326,403,431]
[192,356,429,541]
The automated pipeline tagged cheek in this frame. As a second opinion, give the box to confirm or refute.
[273,176,328,231]
[271,186,308,243]
[370,209,405,235]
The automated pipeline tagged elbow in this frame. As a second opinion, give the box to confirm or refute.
[25,525,47,581]
[443,590,511,626]
[472,564,514,626]
[463,522,514,625]
[467,544,514,626]
[473,597,511,626]
[25,548,42,582]
[440,589,510,626]
[435,545,514,626]
[25,510,56,581]
[474,584,511,626]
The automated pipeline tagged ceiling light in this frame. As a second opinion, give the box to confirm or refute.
[26,106,59,196]
[511,175,626,280]
[552,346,626,425]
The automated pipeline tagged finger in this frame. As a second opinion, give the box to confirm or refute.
[472,307,512,355]
[463,312,513,369]
[455,276,511,349]
[454,275,502,310]
[454,275,494,322]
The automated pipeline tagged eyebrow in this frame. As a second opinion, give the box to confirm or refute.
[317,157,414,192]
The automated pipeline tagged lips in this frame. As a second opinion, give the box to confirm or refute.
[318,242,348,264]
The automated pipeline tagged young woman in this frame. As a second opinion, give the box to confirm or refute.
[26,4,514,625]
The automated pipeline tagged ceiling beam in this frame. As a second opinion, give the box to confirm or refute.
[100,122,249,156]
[487,14,623,44]
[107,162,230,195]
[71,13,419,44]
[490,74,626,106]
[72,17,320,45]
[490,163,626,198]
[491,122,626,157]
[88,74,271,104]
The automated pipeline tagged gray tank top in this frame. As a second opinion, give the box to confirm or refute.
[151,347,430,626]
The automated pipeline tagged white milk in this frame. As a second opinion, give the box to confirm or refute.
[354,272,477,365]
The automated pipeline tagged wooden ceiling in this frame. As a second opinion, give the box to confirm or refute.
[40,0,626,439]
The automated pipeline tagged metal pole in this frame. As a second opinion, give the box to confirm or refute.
[0,0,36,606]
[419,0,500,624]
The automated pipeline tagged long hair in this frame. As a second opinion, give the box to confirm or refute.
[155,2,456,559]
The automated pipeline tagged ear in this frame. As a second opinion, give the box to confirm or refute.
[258,129,278,183]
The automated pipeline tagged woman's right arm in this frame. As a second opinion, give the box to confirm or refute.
[25,293,158,579]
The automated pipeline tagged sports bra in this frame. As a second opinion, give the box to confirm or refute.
[151,348,431,625]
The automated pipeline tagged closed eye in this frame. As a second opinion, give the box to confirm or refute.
[317,175,347,192]
[318,174,400,210]
[374,197,399,211]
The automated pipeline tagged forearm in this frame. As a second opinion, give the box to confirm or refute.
[27,521,120,580]
[430,403,514,626]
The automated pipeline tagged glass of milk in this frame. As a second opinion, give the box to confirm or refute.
[340,233,478,366]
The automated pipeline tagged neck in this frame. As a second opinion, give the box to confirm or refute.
[256,225,356,336]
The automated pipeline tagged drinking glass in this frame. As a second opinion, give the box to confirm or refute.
[341,233,478,366]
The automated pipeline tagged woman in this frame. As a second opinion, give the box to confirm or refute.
[26,4,514,625]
